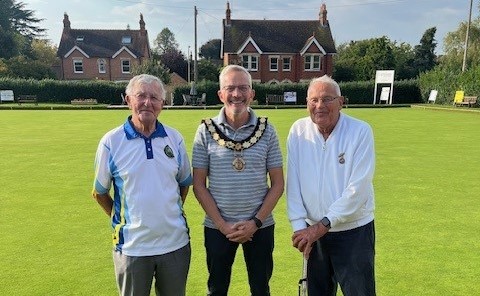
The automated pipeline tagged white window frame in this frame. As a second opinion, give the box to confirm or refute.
[282,57,291,72]
[73,59,83,73]
[304,54,322,71]
[122,36,132,44]
[241,55,258,71]
[97,58,106,74]
[269,56,279,71]
[121,59,131,74]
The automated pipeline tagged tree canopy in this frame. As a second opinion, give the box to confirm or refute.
[153,28,180,55]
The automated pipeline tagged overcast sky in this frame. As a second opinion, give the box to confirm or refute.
[26,0,477,55]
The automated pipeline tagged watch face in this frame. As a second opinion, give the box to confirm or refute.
[321,217,330,227]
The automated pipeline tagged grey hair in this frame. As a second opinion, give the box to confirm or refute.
[219,65,252,89]
[308,75,341,96]
[125,74,166,98]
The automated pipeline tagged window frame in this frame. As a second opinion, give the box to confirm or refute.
[304,54,322,71]
[73,58,83,73]
[282,56,291,72]
[97,58,106,74]
[269,56,279,71]
[121,59,131,74]
[241,55,259,71]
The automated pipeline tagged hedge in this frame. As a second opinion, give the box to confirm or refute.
[1,77,422,105]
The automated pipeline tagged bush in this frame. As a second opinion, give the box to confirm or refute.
[0,78,126,104]
[419,66,480,104]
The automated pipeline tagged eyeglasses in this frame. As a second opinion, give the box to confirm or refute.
[307,96,340,106]
[133,92,164,104]
[222,85,251,93]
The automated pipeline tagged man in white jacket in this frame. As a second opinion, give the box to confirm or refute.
[287,75,376,296]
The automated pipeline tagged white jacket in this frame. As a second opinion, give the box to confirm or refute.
[287,113,375,232]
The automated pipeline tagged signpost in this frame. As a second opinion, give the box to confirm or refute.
[373,70,394,105]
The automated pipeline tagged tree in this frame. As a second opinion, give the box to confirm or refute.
[2,55,55,79]
[199,39,221,60]
[31,39,58,65]
[442,18,480,71]
[198,59,220,82]
[157,50,188,79]
[412,27,437,74]
[333,37,396,81]
[154,28,179,55]
[131,59,171,84]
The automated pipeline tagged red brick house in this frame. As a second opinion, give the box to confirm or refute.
[57,13,150,81]
[221,2,336,84]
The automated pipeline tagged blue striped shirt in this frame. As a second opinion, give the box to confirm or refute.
[192,108,283,228]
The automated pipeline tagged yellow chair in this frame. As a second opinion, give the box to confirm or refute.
[453,91,464,105]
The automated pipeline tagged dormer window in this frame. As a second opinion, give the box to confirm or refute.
[122,36,132,44]
[76,36,84,42]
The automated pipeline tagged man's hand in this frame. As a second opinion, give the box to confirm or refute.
[292,224,328,258]
[226,220,257,243]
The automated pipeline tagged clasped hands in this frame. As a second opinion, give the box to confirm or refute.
[220,220,258,244]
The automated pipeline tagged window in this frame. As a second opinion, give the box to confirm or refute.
[76,36,84,42]
[241,55,258,71]
[122,36,132,44]
[97,59,106,73]
[282,57,291,71]
[304,54,321,71]
[73,59,83,73]
[121,59,131,73]
[269,56,279,71]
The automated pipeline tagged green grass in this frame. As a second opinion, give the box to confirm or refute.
[0,107,479,295]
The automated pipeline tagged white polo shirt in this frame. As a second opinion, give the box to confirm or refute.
[93,117,192,256]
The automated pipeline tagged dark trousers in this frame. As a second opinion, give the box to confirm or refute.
[308,221,376,296]
[204,225,274,296]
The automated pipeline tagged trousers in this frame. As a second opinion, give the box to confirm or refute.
[204,225,274,296]
[308,221,376,296]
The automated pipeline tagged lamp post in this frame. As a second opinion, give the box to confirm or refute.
[462,0,473,72]
[187,46,191,83]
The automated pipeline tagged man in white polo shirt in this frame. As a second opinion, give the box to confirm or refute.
[287,75,376,296]
[92,74,192,296]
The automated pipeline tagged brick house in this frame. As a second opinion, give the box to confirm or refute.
[57,13,150,81]
[221,2,336,84]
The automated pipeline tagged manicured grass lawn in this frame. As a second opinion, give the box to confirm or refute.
[0,107,479,295]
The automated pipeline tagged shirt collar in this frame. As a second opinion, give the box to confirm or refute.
[123,115,167,140]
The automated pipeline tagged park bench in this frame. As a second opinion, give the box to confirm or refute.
[265,94,284,105]
[17,95,38,105]
[454,96,477,107]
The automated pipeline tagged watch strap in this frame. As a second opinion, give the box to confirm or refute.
[252,216,263,228]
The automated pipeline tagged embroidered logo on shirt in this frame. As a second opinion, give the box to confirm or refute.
[164,145,174,158]
[338,152,345,164]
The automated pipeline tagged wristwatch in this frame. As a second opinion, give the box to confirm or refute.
[320,217,331,229]
[252,216,263,228]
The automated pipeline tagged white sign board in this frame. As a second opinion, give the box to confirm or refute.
[379,87,390,103]
[0,90,14,102]
[373,70,394,104]
[284,91,297,103]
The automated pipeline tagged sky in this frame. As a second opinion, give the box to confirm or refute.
[26,0,478,55]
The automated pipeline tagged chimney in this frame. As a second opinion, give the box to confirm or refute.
[63,13,71,32]
[139,13,146,36]
[319,3,328,27]
[225,1,231,27]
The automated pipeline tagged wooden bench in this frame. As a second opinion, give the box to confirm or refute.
[265,94,284,105]
[17,95,38,105]
[454,96,477,107]
[71,99,98,105]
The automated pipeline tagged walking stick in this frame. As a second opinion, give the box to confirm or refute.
[298,257,308,296]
